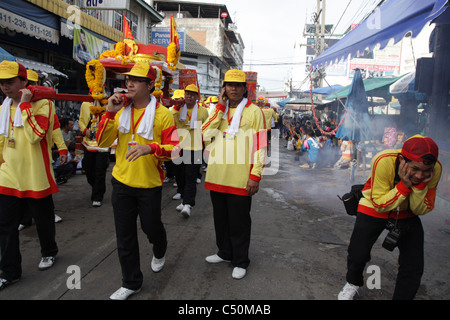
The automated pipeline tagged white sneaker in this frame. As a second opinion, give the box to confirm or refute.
[54,214,62,223]
[205,254,230,264]
[338,282,359,300]
[181,204,191,218]
[173,182,177,188]
[232,267,246,279]
[92,201,102,207]
[151,255,165,273]
[172,193,182,200]
[38,256,56,271]
[109,287,141,300]
[196,178,201,184]
[176,203,184,211]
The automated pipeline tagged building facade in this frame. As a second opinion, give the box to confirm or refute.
[154,0,245,89]
[0,0,163,96]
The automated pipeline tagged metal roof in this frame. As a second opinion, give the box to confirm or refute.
[16,57,68,79]
[184,34,215,56]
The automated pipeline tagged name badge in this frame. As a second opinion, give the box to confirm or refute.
[128,141,137,150]
[7,138,15,148]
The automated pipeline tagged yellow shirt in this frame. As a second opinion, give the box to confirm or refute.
[262,107,276,130]
[202,101,267,196]
[97,104,179,188]
[358,149,442,219]
[0,99,58,198]
[79,101,109,152]
[171,104,209,151]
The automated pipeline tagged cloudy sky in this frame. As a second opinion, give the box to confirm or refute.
[193,0,380,91]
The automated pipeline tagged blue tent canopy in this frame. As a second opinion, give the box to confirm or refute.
[335,69,373,142]
[0,46,15,62]
[311,0,449,69]
[302,85,343,95]
[276,97,292,108]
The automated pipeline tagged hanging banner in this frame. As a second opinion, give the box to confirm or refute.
[179,69,198,89]
[73,26,114,65]
[0,7,59,44]
[245,71,257,102]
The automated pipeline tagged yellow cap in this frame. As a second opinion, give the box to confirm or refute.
[122,62,156,80]
[0,61,27,79]
[185,83,199,93]
[224,69,246,83]
[27,69,39,82]
[172,89,185,99]
[210,96,218,103]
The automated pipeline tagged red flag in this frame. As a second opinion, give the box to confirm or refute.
[170,15,180,48]
[123,14,134,55]
[123,14,134,40]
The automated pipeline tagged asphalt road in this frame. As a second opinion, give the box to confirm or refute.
[1,139,449,303]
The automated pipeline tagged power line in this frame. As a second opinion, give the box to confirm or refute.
[327,0,353,38]
[243,62,306,66]
[246,56,296,62]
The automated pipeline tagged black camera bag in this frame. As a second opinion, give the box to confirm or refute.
[339,159,401,216]
[338,184,365,216]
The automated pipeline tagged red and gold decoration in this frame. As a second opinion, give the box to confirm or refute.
[245,72,258,103]
[167,15,181,71]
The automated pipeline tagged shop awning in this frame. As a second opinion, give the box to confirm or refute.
[311,0,449,69]
[326,75,404,99]
[0,46,15,61]
[16,57,68,79]
[302,85,343,95]
[0,0,60,44]
[276,97,292,108]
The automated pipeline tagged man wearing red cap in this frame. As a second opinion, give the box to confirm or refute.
[97,62,179,300]
[338,134,442,300]
[0,61,59,290]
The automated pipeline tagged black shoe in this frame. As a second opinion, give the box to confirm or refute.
[56,177,67,185]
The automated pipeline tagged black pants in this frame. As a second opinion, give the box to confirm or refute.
[82,149,109,202]
[164,160,175,179]
[54,162,76,180]
[0,194,58,281]
[346,213,424,300]
[210,191,252,269]
[175,150,202,206]
[111,178,167,290]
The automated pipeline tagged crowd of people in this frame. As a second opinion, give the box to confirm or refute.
[279,110,412,173]
[0,60,442,301]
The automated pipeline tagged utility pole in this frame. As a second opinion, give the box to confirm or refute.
[314,0,326,88]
